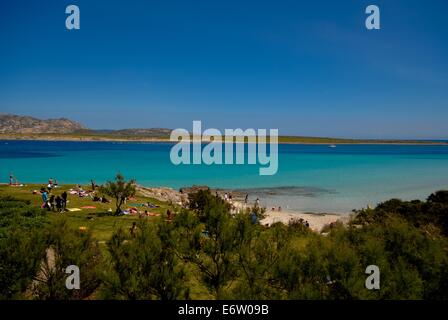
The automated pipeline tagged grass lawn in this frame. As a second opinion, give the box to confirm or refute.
[0,183,217,299]
[0,183,175,242]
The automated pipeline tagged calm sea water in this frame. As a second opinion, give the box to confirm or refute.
[1,140,448,213]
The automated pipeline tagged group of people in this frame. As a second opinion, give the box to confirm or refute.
[40,187,67,213]
[216,191,260,207]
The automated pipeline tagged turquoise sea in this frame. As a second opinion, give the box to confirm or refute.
[1,140,448,213]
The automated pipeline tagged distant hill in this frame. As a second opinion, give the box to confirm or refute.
[0,114,86,134]
[0,114,172,138]
[0,114,445,144]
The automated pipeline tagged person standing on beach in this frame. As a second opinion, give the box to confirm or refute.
[255,198,260,207]
[245,194,248,205]
[91,179,96,191]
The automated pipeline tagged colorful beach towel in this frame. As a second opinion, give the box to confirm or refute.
[147,213,160,217]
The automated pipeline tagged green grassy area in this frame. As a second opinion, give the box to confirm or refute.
[0,184,174,242]
[0,184,216,299]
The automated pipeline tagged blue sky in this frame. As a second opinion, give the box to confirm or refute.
[0,0,447,138]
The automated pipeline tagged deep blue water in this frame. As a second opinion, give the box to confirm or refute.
[1,140,448,213]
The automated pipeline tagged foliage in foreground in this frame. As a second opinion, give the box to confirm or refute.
[1,189,448,300]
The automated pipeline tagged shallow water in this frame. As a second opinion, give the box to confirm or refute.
[1,140,448,213]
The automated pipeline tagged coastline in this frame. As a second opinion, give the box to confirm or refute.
[3,182,348,232]
[209,190,350,232]
[1,134,447,145]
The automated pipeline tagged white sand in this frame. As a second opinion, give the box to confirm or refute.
[230,200,350,232]
[261,210,349,232]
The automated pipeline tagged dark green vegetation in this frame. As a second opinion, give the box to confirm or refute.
[100,173,137,215]
[1,182,448,299]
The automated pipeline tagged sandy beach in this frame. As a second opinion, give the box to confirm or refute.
[228,198,350,232]
[260,209,350,232]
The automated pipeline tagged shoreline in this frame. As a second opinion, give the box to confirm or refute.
[228,198,349,232]
[2,182,350,232]
[1,135,447,145]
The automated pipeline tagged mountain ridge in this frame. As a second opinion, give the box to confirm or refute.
[0,113,86,134]
[0,113,171,137]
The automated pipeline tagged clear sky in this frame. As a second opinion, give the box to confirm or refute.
[0,0,447,138]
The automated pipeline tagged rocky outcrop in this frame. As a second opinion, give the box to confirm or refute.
[0,114,86,134]
[136,185,188,205]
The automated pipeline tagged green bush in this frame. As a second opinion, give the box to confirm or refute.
[0,197,47,299]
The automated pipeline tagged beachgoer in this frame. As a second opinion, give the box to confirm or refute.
[41,189,47,201]
[41,190,51,210]
[61,191,68,211]
[250,212,258,224]
[305,221,310,228]
[91,179,96,191]
[278,206,282,212]
[9,174,13,185]
[255,198,260,207]
[130,222,137,237]
[55,196,62,213]
[244,194,248,205]
[49,195,55,211]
